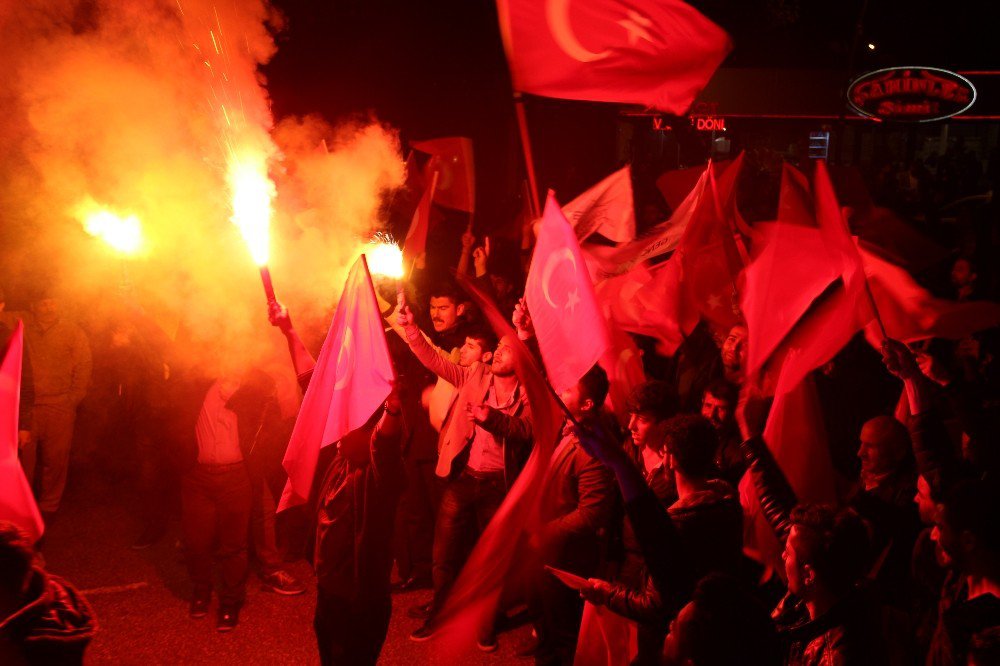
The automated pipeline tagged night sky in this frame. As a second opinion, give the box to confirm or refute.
[264,0,1000,237]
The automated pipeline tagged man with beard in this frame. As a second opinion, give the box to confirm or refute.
[699,379,742,487]
[397,299,533,650]
[719,324,747,385]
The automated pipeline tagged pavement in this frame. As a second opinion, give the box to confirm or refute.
[40,468,535,665]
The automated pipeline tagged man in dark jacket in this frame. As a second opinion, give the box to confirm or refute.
[926,480,1000,665]
[523,365,616,665]
[313,389,405,666]
[0,521,96,665]
[737,391,900,665]
[582,415,742,665]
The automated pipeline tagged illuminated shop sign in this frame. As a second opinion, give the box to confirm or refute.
[847,67,976,122]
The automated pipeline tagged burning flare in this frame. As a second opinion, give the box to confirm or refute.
[75,200,143,255]
[367,234,404,279]
[228,152,275,266]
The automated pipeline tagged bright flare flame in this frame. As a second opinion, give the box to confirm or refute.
[228,153,274,266]
[75,202,143,256]
[367,234,404,279]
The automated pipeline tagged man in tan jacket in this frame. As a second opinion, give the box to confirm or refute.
[397,299,533,650]
[1,291,91,514]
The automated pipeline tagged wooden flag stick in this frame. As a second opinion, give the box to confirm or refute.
[513,92,542,219]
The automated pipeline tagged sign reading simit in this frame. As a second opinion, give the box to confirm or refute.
[847,67,976,122]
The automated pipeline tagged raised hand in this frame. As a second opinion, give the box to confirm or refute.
[268,300,292,332]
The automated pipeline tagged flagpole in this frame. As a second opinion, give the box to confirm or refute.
[513,92,542,218]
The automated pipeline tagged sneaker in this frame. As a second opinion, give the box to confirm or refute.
[189,597,209,619]
[261,570,305,596]
[409,620,437,642]
[407,601,433,620]
[477,630,498,653]
[216,606,240,632]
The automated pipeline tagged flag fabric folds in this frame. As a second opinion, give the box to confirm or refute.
[526,192,612,393]
[403,170,440,266]
[497,0,731,115]
[563,166,636,243]
[585,170,703,279]
[0,322,44,542]
[861,248,1000,345]
[411,137,475,213]
[675,155,745,333]
[433,275,565,657]
[656,159,732,212]
[279,256,395,511]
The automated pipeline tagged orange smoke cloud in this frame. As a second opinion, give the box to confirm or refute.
[0,0,404,382]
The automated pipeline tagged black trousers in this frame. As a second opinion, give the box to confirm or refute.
[314,592,392,666]
[430,469,506,615]
[395,458,441,582]
[181,463,251,607]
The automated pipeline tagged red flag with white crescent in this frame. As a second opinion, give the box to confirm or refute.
[278,256,395,511]
[497,0,731,115]
[526,191,611,393]
[411,137,475,213]
[0,322,44,542]
[403,169,439,266]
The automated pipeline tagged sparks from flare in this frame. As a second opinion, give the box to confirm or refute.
[176,1,277,267]
[367,233,404,279]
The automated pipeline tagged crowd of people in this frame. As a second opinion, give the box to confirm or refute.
[0,150,998,666]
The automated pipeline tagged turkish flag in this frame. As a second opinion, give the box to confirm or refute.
[599,320,646,426]
[676,156,745,332]
[526,192,611,393]
[497,0,731,115]
[593,257,696,356]
[740,373,837,570]
[279,256,395,511]
[861,248,1000,345]
[814,160,872,316]
[403,169,439,266]
[0,322,44,542]
[656,159,731,213]
[433,274,564,657]
[743,164,838,379]
[563,166,636,243]
[854,206,948,273]
[584,163,709,279]
[411,137,475,213]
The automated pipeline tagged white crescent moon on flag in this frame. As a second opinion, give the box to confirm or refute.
[546,0,610,62]
[542,248,578,308]
[334,327,355,391]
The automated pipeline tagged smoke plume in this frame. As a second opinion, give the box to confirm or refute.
[0,0,404,387]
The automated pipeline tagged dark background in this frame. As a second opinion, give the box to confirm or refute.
[264,0,1000,238]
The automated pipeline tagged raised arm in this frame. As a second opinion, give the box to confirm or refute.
[883,340,962,497]
[268,301,317,386]
[736,388,796,543]
[397,297,469,388]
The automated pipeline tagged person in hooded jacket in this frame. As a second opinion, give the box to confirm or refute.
[0,521,96,665]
